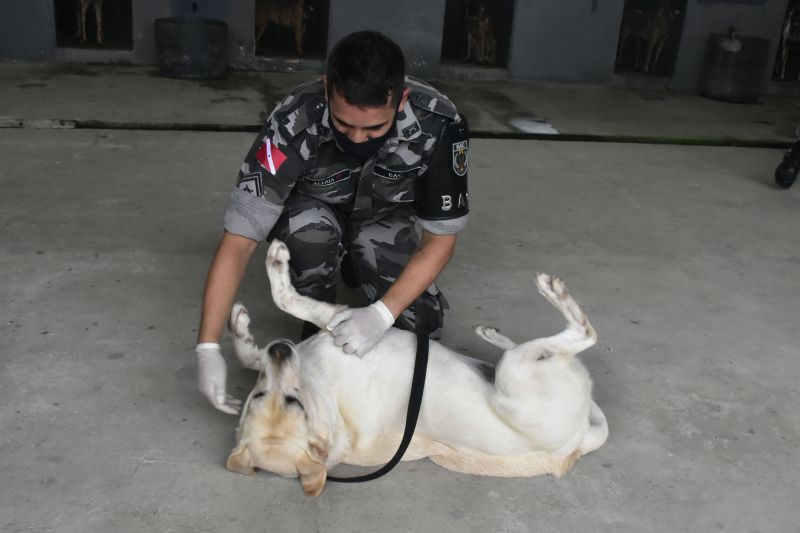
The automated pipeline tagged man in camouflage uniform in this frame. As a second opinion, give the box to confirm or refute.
[196,31,469,414]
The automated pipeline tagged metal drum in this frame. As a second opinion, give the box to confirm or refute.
[698,31,770,103]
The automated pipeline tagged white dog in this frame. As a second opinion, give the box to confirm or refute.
[225,240,609,496]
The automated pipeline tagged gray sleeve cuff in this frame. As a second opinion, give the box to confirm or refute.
[417,214,468,235]
[223,188,284,241]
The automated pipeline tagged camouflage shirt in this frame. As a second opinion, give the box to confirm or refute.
[224,77,469,241]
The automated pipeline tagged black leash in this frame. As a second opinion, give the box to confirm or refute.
[328,300,430,483]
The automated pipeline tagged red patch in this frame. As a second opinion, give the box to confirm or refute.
[256,138,287,175]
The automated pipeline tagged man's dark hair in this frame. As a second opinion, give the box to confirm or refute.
[326,31,405,108]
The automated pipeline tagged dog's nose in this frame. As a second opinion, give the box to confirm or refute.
[267,341,293,365]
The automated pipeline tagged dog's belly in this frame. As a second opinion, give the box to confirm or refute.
[302,330,548,458]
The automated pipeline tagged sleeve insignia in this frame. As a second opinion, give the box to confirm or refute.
[452,140,468,176]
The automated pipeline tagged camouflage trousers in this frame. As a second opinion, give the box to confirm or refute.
[267,194,448,336]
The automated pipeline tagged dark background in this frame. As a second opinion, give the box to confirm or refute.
[53,0,133,49]
[254,0,329,58]
[614,0,688,77]
[441,0,515,67]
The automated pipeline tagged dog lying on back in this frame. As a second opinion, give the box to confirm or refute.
[225,240,609,496]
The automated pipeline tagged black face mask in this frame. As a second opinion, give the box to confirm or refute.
[329,109,398,163]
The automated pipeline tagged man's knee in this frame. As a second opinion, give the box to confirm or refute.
[350,218,417,274]
[349,213,418,298]
[269,205,342,297]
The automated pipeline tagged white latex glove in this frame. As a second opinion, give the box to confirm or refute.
[328,301,395,357]
[196,343,242,415]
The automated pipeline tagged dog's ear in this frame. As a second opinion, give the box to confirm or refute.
[308,435,329,464]
[226,443,256,476]
[297,453,327,497]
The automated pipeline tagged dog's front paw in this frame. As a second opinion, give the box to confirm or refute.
[536,272,563,300]
[229,302,252,339]
[474,325,497,338]
[551,275,569,299]
[536,272,569,300]
[474,325,517,351]
[267,240,291,275]
[535,272,553,294]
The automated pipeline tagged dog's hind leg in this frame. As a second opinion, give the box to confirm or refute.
[474,325,517,351]
[534,273,597,356]
[649,33,669,73]
[229,302,267,370]
[577,400,609,455]
[93,0,104,44]
[266,240,346,330]
[616,28,629,66]
[292,12,304,55]
[78,0,89,44]
[74,0,82,39]
[643,36,657,72]
[779,44,789,80]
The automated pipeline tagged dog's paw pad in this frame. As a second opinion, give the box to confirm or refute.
[230,303,251,336]
[474,325,503,340]
[551,276,569,299]
[267,240,291,272]
[536,272,554,292]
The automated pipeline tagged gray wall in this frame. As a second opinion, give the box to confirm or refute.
[0,0,792,91]
[0,1,57,61]
[327,0,447,78]
[508,0,626,82]
[0,0,250,66]
[130,1,171,64]
[671,0,790,90]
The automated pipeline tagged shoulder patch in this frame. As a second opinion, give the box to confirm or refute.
[409,92,457,120]
[237,170,263,196]
[452,140,468,176]
[402,121,421,138]
[272,82,326,140]
[256,138,288,175]
[406,76,458,120]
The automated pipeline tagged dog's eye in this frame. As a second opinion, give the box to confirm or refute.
[285,395,304,411]
[252,391,266,400]
[537,350,554,362]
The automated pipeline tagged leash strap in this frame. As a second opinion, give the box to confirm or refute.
[328,299,430,483]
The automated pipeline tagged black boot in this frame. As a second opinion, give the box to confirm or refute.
[775,140,800,189]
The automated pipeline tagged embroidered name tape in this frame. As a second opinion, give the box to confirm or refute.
[304,168,351,187]
[374,165,420,181]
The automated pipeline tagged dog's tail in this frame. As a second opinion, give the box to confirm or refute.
[578,401,609,455]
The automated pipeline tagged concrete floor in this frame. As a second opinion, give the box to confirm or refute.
[1,124,798,531]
